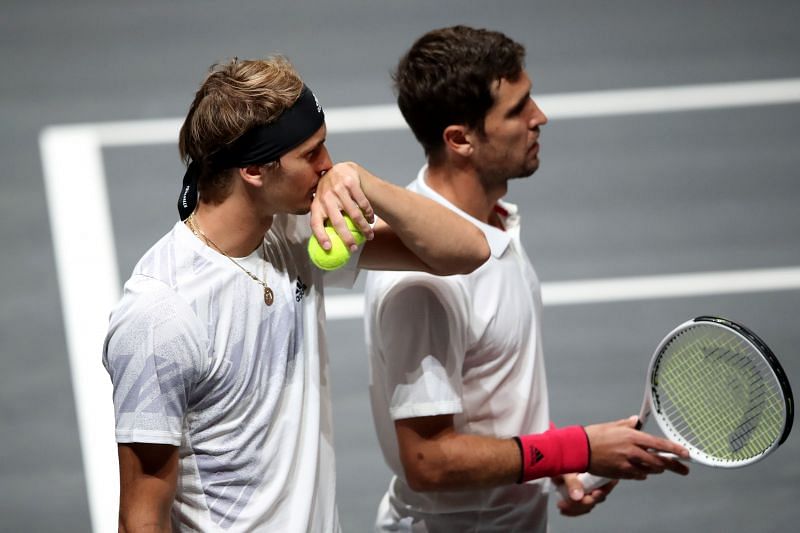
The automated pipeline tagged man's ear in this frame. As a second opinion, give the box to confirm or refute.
[238,164,265,186]
[442,125,474,158]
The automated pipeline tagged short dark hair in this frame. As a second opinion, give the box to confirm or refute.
[393,26,526,158]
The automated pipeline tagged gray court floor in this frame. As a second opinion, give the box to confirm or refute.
[2,1,799,531]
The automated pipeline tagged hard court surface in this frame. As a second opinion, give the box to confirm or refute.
[1,1,799,531]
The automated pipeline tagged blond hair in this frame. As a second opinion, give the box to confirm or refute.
[178,56,304,202]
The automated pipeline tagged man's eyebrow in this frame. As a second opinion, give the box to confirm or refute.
[507,91,531,116]
[305,138,326,154]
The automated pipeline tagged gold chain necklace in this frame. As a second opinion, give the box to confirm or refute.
[186,213,274,306]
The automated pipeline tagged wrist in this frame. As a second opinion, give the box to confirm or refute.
[355,163,375,198]
[513,425,589,483]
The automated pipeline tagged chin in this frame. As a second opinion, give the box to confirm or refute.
[524,159,541,176]
[294,197,315,215]
[510,163,539,180]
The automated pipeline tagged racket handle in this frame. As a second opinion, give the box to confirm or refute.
[656,451,682,461]
[556,473,613,500]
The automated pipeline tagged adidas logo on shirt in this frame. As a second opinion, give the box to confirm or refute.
[295,278,307,302]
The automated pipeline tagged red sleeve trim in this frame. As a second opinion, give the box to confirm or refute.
[513,425,590,483]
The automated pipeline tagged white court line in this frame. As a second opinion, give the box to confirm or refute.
[39,78,800,533]
[326,267,800,320]
[60,77,800,145]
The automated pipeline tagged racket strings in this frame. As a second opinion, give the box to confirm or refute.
[704,343,771,452]
[666,336,778,456]
[661,333,780,458]
[654,326,784,464]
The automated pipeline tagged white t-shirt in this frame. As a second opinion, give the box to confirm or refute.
[104,214,358,532]
[365,168,551,532]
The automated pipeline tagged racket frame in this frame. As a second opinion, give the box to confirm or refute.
[647,316,794,468]
[557,316,794,498]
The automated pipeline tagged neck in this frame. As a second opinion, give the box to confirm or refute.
[424,159,507,226]
[190,195,273,257]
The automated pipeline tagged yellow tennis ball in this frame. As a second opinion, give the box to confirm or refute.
[308,215,366,271]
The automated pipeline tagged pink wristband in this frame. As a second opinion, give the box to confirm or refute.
[513,425,590,483]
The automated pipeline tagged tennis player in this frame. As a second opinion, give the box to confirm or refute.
[364,26,690,532]
[102,56,489,532]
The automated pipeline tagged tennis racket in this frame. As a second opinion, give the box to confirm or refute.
[559,316,794,498]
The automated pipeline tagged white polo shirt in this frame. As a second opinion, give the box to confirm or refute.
[365,167,551,532]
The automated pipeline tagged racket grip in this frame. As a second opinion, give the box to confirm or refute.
[556,473,613,500]
[656,451,682,461]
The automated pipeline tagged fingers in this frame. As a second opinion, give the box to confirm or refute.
[625,420,690,477]
[313,162,375,249]
[627,445,672,472]
[594,478,619,496]
[309,199,331,251]
[556,486,611,516]
[585,418,691,481]
[325,210,357,251]
[555,474,618,517]
[611,449,672,480]
[338,166,374,228]
[617,415,639,428]
[638,434,690,460]
[558,473,585,502]
[608,445,691,481]
[657,454,690,476]
[557,496,595,517]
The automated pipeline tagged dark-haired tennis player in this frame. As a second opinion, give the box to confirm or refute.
[365,26,690,532]
[102,56,489,532]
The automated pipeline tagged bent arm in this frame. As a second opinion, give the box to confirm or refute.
[396,415,690,493]
[358,170,489,274]
[377,287,520,490]
[311,162,490,275]
[396,416,592,492]
[118,443,178,532]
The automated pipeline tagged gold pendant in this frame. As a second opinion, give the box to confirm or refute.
[264,286,274,306]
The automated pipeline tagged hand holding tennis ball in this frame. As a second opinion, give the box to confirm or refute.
[308,215,366,270]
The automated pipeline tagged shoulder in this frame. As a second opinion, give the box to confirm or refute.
[264,214,321,285]
[366,269,459,296]
[104,274,208,381]
[130,222,195,284]
[115,274,189,315]
[265,214,314,264]
[270,213,311,244]
[365,270,468,320]
[107,275,205,347]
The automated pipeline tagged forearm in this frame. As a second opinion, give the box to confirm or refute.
[362,171,489,275]
[398,419,590,492]
[400,432,521,491]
